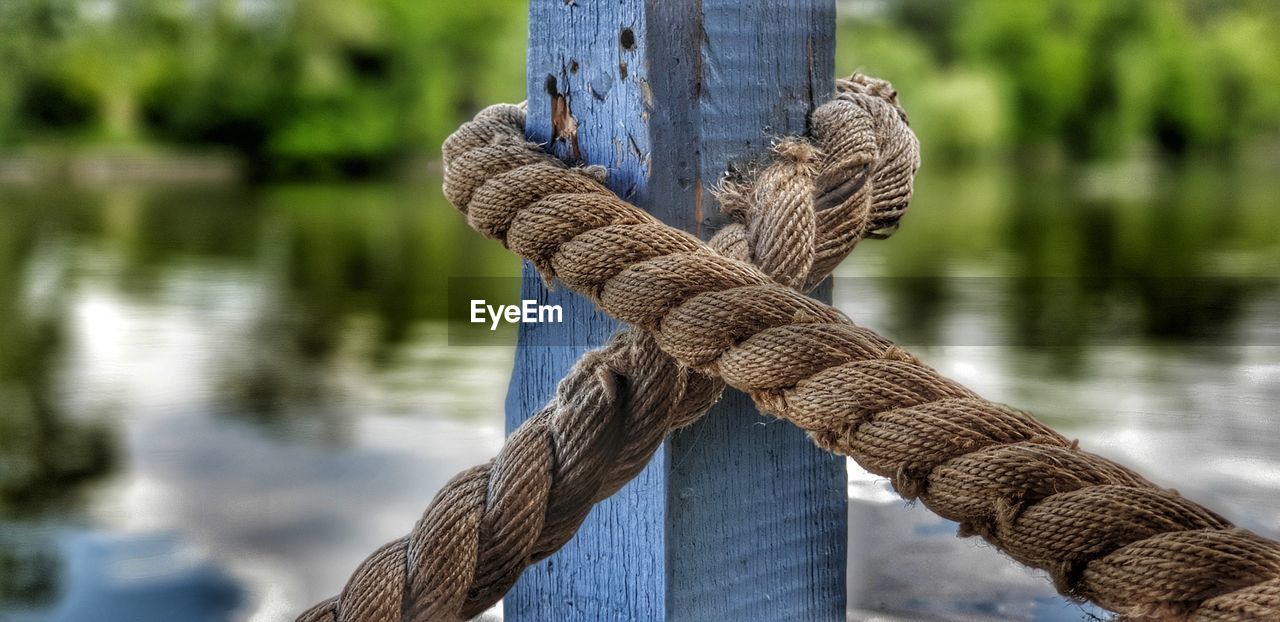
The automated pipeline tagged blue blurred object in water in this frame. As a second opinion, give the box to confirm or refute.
[45,532,242,622]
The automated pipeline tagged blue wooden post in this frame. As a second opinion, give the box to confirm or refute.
[506,1,844,620]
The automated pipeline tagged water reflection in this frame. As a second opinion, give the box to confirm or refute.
[839,159,1280,620]
[0,160,1276,621]
[0,181,515,620]
[861,159,1280,370]
[0,201,115,610]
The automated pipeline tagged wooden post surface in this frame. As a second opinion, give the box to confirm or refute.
[506,1,845,620]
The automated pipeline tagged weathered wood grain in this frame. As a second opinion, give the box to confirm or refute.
[508,1,843,619]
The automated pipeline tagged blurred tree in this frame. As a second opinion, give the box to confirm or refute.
[2,0,526,176]
[140,0,526,177]
[839,0,1280,161]
[1,0,1277,171]
[0,0,83,143]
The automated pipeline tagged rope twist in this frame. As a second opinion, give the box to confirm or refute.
[423,75,1280,620]
[302,75,919,622]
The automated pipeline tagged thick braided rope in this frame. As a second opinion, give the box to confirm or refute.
[299,75,919,622]
[436,77,1280,620]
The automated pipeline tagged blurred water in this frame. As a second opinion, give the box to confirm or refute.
[0,182,515,621]
[0,161,1278,621]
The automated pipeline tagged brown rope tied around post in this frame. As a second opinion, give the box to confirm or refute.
[299,75,920,622]
[428,75,1280,620]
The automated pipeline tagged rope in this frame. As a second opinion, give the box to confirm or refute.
[300,75,919,622]
[428,77,1280,620]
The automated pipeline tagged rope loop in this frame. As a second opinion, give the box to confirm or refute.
[308,70,1280,621]
[303,74,918,622]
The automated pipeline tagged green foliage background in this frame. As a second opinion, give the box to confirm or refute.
[840,0,1280,163]
[0,0,528,177]
[1,0,1278,175]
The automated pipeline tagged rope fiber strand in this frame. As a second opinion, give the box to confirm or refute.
[301,75,920,622]
[427,74,1280,621]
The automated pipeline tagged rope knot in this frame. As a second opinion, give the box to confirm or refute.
[836,73,908,123]
[711,75,922,290]
[311,71,1280,622]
